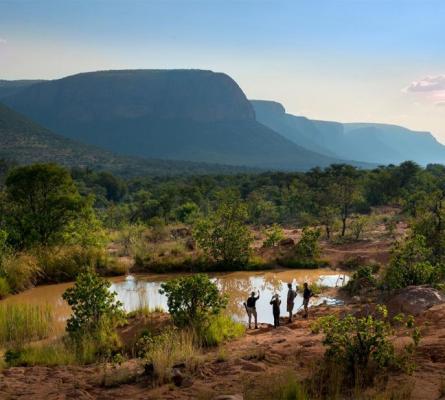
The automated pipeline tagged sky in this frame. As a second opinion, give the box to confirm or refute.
[0,0,444,142]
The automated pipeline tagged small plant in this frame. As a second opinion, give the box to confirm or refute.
[199,314,245,347]
[159,274,228,329]
[312,305,420,387]
[349,215,369,241]
[62,270,126,335]
[263,224,285,248]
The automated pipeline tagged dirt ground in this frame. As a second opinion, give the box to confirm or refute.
[1,300,445,400]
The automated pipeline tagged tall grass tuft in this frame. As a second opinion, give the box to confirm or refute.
[1,253,40,292]
[0,303,53,348]
[143,328,200,384]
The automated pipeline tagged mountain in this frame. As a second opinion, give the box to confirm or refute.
[252,100,445,165]
[0,102,259,177]
[0,80,44,99]
[2,69,345,170]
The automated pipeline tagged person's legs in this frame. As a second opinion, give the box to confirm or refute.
[253,309,258,328]
[247,308,252,328]
[303,300,308,318]
[288,303,294,322]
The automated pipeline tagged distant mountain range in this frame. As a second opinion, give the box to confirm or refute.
[0,102,258,177]
[0,69,443,174]
[251,100,445,165]
[0,70,355,171]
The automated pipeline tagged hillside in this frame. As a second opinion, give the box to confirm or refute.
[0,102,259,177]
[0,80,44,99]
[252,100,445,165]
[2,70,345,170]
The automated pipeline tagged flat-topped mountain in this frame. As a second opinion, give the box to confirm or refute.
[2,70,345,170]
[252,100,445,165]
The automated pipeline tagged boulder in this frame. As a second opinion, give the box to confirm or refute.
[171,368,184,387]
[170,227,191,239]
[279,238,295,247]
[385,286,445,316]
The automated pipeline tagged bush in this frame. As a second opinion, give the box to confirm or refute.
[312,305,420,387]
[34,245,115,283]
[0,303,53,348]
[62,270,126,336]
[193,192,252,266]
[199,314,245,347]
[344,265,378,295]
[0,253,40,292]
[159,274,228,329]
[349,215,369,241]
[277,258,329,269]
[385,235,443,289]
[262,224,285,248]
[294,228,321,260]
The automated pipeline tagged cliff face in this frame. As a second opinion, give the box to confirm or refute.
[3,70,344,171]
[4,70,255,124]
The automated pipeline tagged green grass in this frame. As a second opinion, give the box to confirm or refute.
[5,341,77,366]
[277,258,330,269]
[0,277,10,299]
[0,303,53,348]
[199,314,245,347]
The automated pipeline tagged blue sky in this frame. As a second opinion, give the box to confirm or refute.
[1,0,444,141]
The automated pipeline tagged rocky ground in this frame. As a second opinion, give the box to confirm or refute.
[1,291,445,400]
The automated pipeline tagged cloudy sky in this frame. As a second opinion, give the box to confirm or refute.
[1,0,444,142]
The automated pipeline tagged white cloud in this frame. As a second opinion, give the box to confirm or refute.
[405,75,445,93]
[0,38,7,44]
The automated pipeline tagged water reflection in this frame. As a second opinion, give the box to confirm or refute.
[3,269,349,332]
[111,270,349,324]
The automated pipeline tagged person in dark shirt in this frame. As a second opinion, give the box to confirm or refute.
[270,294,281,328]
[244,291,260,329]
[302,282,313,319]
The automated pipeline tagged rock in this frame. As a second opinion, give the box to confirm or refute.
[213,395,244,400]
[239,360,266,372]
[385,286,445,316]
[172,368,184,387]
[279,238,295,247]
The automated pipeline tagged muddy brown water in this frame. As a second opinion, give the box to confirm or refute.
[2,269,349,335]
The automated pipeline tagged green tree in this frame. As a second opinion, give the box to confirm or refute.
[159,274,228,328]
[263,224,285,248]
[62,270,125,335]
[193,192,252,266]
[385,235,442,289]
[294,227,321,259]
[3,164,85,248]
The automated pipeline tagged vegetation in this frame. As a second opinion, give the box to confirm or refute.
[62,270,125,336]
[0,303,53,348]
[159,274,228,329]
[193,191,252,267]
[312,305,420,387]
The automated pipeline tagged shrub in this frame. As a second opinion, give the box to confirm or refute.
[199,314,245,347]
[193,192,252,266]
[294,228,321,260]
[62,270,126,336]
[349,215,369,241]
[263,224,285,248]
[0,253,40,292]
[0,303,53,348]
[344,266,378,295]
[34,245,113,283]
[385,235,442,289]
[159,274,228,329]
[312,305,420,387]
[5,341,77,366]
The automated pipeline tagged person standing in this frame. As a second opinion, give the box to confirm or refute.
[302,282,313,319]
[286,282,297,323]
[270,294,281,328]
[245,291,260,329]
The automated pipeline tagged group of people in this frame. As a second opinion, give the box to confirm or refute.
[244,282,313,329]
